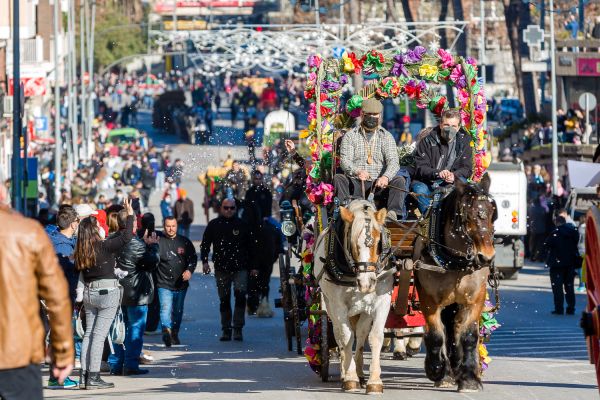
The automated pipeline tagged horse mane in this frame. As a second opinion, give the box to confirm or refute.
[345,200,379,245]
[442,181,489,224]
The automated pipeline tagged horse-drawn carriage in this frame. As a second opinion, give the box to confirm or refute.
[275,46,501,394]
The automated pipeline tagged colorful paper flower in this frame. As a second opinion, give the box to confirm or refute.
[404,46,427,63]
[362,50,385,72]
[347,52,364,74]
[418,63,439,80]
[376,77,401,98]
[346,94,363,115]
[391,53,408,77]
[342,53,355,73]
[428,95,447,115]
[437,48,455,69]
[449,64,466,88]
[404,80,426,100]
[307,54,322,69]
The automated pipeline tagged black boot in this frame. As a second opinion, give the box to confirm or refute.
[171,329,180,345]
[162,328,172,347]
[79,371,87,390]
[233,328,243,341]
[85,372,114,389]
[219,329,232,341]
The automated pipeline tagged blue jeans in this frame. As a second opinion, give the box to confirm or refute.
[411,181,434,214]
[177,225,190,239]
[108,305,148,371]
[158,287,188,331]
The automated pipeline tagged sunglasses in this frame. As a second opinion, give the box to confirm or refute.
[223,206,236,210]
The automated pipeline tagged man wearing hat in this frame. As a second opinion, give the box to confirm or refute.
[334,98,405,220]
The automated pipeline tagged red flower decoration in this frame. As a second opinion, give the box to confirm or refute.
[347,52,364,74]
[304,88,315,101]
[474,109,485,125]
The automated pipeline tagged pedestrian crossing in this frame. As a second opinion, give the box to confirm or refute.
[486,326,589,360]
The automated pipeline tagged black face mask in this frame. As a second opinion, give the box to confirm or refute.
[441,126,458,142]
[362,115,380,130]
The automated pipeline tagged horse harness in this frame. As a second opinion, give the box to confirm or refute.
[318,205,393,286]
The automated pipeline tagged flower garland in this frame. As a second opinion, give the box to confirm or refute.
[303,47,491,209]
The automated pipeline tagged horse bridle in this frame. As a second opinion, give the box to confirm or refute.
[450,194,497,264]
[341,209,390,275]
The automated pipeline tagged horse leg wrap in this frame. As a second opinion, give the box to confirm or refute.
[456,329,482,393]
[424,330,449,383]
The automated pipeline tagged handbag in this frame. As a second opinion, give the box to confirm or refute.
[73,303,85,340]
[109,306,126,345]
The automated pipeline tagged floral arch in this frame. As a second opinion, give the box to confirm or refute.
[302,46,491,206]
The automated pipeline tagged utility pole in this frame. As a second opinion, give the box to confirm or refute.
[53,0,62,206]
[315,0,320,27]
[87,1,96,159]
[339,0,344,40]
[69,0,79,168]
[549,0,558,195]
[480,0,486,132]
[65,2,74,180]
[11,0,22,212]
[80,0,87,161]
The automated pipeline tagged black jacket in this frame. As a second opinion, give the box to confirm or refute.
[116,236,159,306]
[200,216,253,272]
[82,215,135,282]
[156,234,198,290]
[244,185,272,222]
[544,223,580,269]
[413,127,473,185]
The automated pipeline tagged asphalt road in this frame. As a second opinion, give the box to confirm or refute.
[42,111,598,399]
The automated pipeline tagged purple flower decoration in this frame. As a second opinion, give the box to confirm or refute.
[321,80,341,91]
[450,65,467,89]
[404,46,427,63]
[391,54,408,77]
[466,56,477,66]
[339,75,349,85]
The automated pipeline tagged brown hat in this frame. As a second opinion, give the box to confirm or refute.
[362,98,383,114]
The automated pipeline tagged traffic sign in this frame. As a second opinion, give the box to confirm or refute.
[523,25,544,48]
[521,61,549,72]
[578,92,597,112]
[35,117,48,132]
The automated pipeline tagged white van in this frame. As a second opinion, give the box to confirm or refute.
[487,162,528,279]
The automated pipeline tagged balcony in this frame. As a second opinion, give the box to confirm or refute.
[6,36,44,65]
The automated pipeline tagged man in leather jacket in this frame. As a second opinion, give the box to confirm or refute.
[109,210,160,376]
[0,186,74,399]
[411,108,473,213]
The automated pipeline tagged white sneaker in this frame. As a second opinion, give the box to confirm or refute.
[139,352,154,365]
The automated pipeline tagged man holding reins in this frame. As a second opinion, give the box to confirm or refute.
[334,98,405,221]
[411,108,473,213]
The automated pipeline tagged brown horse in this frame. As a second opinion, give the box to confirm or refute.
[415,174,497,392]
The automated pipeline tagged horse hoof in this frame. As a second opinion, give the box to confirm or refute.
[458,380,482,393]
[393,351,407,360]
[381,345,391,353]
[342,381,361,392]
[434,378,455,388]
[359,377,367,388]
[406,346,420,357]
[366,384,384,394]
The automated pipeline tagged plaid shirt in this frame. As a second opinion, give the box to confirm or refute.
[340,126,399,180]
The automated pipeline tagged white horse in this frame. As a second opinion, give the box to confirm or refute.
[313,200,394,394]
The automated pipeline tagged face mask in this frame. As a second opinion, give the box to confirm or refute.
[441,126,458,142]
[362,115,380,130]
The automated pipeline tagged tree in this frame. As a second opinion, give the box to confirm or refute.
[503,0,538,116]
[94,2,146,72]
